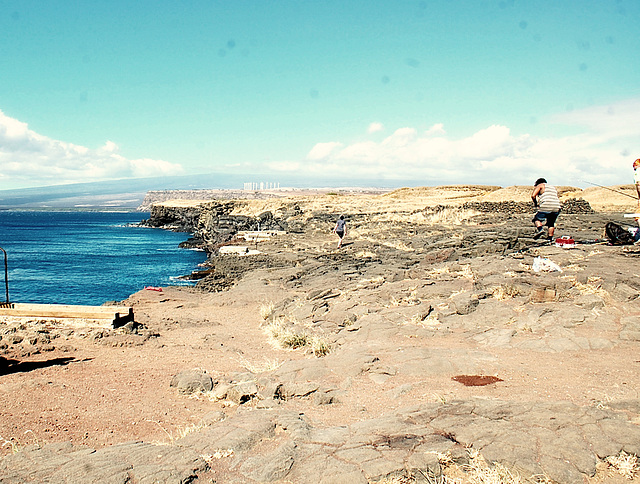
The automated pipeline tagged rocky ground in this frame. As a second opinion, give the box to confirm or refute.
[2,187,640,483]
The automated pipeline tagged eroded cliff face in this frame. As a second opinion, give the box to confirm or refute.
[143,201,289,253]
[142,204,203,232]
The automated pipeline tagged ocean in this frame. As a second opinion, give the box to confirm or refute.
[0,211,206,306]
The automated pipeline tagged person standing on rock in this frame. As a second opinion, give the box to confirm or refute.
[333,215,346,248]
[531,178,561,241]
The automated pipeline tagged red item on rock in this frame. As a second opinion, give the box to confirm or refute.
[554,237,575,249]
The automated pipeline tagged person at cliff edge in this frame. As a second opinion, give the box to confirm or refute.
[531,178,561,241]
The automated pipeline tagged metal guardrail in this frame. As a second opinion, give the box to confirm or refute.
[0,247,11,308]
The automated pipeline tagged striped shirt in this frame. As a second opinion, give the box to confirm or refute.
[538,184,561,212]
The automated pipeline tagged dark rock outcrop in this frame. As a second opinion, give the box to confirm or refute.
[462,197,594,214]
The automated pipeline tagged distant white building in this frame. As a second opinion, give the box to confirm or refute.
[243,182,280,191]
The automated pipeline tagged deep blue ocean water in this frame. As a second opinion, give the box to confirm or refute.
[0,211,206,305]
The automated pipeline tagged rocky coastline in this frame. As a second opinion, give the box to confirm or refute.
[3,186,640,483]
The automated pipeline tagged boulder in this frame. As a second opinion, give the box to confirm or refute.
[169,369,214,394]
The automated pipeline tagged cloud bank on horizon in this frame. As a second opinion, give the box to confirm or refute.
[1,99,637,190]
[0,110,183,188]
[282,97,640,188]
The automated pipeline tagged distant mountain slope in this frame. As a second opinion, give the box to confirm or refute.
[0,173,418,209]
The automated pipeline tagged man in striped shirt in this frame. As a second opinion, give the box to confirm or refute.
[531,178,561,241]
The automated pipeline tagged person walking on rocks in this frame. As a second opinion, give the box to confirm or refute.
[531,178,561,241]
[333,215,346,248]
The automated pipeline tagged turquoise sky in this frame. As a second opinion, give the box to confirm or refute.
[0,0,638,189]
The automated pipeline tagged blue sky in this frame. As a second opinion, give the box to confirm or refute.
[0,0,638,190]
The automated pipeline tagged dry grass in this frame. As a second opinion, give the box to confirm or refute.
[200,449,234,464]
[605,451,638,479]
[492,285,520,300]
[461,451,523,484]
[386,291,421,308]
[424,207,480,226]
[148,420,211,445]
[263,317,330,357]
[367,449,534,484]
[563,276,609,299]
[357,275,386,289]
[433,450,527,484]
[425,264,474,281]
[259,301,276,320]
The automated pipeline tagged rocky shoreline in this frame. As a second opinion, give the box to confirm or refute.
[2,186,640,483]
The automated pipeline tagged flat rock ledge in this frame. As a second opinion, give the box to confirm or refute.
[2,399,639,484]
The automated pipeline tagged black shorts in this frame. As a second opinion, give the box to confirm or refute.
[533,211,559,227]
[336,230,344,238]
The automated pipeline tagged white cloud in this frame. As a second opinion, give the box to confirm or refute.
[368,122,384,133]
[0,110,183,189]
[300,98,640,187]
[425,123,446,136]
[307,141,343,160]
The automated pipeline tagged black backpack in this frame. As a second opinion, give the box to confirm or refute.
[605,222,636,245]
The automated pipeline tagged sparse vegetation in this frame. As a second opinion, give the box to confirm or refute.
[492,285,520,300]
[605,451,638,479]
[259,301,276,320]
[200,449,234,464]
[441,450,524,484]
[264,317,330,357]
[370,450,528,484]
[148,420,209,445]
[563,275,608,299]
[357,275,386,289]
[1,435,21,454]
[424,207,480,226]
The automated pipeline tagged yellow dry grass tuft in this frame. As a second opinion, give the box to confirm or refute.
[492,285,520,300]
[563,276,608,299]
[462,450,523,484]
[259,301,276,320]
[605,451,638,479]
[263,317,330,357]
[200,449,234,464]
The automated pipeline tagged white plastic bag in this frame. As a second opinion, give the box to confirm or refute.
[532,256,562,273]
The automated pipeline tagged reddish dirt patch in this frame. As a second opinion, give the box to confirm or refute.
[451,375,503,386]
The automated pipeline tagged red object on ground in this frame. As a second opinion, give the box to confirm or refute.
[555,237,575,248]
[144,286,163,292]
